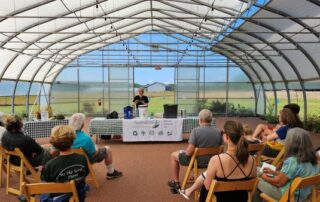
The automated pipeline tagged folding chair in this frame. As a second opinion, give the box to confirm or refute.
[260,174,320,202]
[206,178,259,202]
[4,147,41,195]
[72,148,99,188]
[22,180,79,202]
[181,146,224,200]
[247,143,264,166]
[0,145,6,187]
[262,146,285,169]
[181,146,224,190]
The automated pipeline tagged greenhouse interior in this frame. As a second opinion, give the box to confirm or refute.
[0,0,320,201]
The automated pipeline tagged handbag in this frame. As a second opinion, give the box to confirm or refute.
[106,111,118,119]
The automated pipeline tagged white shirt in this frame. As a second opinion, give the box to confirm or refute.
[0,126,6,143]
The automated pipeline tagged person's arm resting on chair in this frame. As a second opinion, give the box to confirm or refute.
[185,144,195,156]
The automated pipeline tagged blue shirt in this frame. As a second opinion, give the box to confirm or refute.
[72,130,96,158]
[275,125,290,139]
[280,157,318,201]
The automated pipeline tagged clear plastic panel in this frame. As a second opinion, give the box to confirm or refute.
[306,91,320,116]
[0,49,17,75]
[3,54,31,79]
[228,83,254,99]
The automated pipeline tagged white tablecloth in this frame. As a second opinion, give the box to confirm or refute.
[89,117,216,142]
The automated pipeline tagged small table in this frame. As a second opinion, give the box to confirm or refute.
[23,120,69,138]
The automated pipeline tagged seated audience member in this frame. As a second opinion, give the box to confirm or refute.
[1,114,51,167]
[257,108,301,157]
[0,112,6,143]
[69,113,122,179]
[254,128,318,202]
[252,103,302,141]
[243,124,260,144]
[168,109,222,192]
[283,103,303,128]
[41,125,89,202]
[179,121,256,201]
[316,147,320,166]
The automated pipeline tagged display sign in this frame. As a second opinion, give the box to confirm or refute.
[122,119,183,142]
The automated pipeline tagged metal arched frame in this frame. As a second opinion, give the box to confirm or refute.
[154,5,279,115]
[159,0,315,122]
[154,19,270,115]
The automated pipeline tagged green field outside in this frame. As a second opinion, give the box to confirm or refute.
[1,92,319,118]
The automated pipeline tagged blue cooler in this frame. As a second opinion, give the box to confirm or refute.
[123,106,133,119]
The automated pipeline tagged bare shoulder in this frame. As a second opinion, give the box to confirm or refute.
[209,153,223,164]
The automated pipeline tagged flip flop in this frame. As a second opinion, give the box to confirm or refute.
[179,189,190,200]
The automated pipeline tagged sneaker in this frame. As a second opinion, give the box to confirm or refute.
[167,180,180,189]
[107,170,123,179]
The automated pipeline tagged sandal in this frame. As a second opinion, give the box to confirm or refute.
[179,189,190,200]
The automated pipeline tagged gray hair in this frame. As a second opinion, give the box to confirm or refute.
[284,128,317,165]
[198,109,212,123]
[138,87,145,92]
[69,113,85,131]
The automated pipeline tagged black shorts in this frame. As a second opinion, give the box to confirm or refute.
[90,147,107,163]
[262,144,280,158]
[178,152,191,166]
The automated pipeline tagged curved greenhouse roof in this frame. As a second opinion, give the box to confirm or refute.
[0,0,320,119]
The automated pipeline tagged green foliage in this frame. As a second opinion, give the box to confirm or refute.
[264,114,279,124]
[197,99,254,116]
[19,111,28,118]
[134,83,142,88]
[209,100,229,114]
[264,100,279,124]
[82,102,94,113]
[198,99,208,111]
[266,101,275,115]
[305,115,320,133]
[54,114,65,120]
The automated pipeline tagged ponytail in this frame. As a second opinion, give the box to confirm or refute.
[236,136,249,166]
[224,120,250,166]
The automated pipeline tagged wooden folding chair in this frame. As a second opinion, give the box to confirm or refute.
[181,146,224,200]
[181,146,224,190]
[72,148,99,188]
[0,145,6,188]
[261,146,285,169]
[206,178,259,202]
[261,174,320,202]
[247,143,264,166]
[4,147,41,195]
[22,180,79,202]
